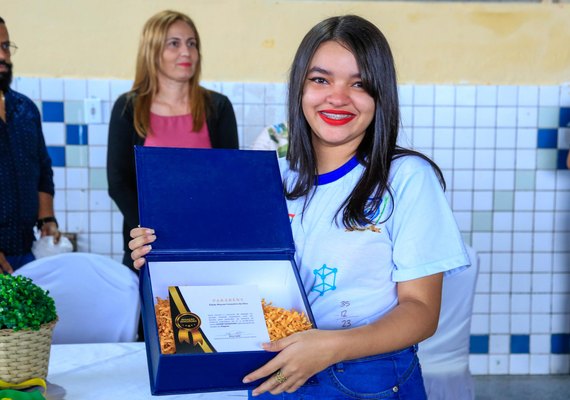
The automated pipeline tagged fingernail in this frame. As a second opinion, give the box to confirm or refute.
[146,229,154,234]
[242,378,250,383]
[146,245,152,251]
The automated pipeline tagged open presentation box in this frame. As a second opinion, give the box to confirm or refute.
[135,147,316,395]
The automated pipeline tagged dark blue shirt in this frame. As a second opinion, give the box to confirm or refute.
[0,88,54,255]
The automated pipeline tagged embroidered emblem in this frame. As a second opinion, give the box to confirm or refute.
[345,196,388,233]
[288,213,295,224]
[311,264,337,296]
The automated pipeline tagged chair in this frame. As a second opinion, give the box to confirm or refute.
[418,245,480,400]
[14,252,140,344]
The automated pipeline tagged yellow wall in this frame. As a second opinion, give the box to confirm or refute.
[2,0,569,84]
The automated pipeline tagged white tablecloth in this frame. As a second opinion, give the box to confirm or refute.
[46,342,248,399]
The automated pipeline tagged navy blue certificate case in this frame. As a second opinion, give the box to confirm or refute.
[134,146,315,395]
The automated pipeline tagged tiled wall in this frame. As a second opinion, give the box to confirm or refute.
[13,77,570,375]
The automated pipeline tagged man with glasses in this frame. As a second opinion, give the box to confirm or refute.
[0,16,60,274]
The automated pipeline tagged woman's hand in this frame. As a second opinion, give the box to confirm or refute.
[129,227,156,270]
[243,329,340,396]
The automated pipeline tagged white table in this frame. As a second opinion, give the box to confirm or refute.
[46,342,248,399]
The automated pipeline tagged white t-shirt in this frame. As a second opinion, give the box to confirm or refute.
[280,155,470,330]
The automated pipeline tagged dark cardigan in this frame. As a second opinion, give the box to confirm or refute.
[106,90,239,266]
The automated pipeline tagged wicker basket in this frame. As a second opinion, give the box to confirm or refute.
[0,319,57,384]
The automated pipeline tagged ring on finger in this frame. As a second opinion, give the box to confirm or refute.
[274,369,288,384]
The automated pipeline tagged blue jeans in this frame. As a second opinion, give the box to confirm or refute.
[249,345,426,399]
[5,252,35,272]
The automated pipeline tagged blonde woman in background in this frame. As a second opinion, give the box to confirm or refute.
[107,10,239,270]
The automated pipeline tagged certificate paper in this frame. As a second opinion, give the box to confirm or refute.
[169,285,270,353]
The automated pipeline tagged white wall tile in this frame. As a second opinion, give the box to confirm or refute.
[398,85,413,106]
[534,212,554,231]
[529,355,550,374]
[475,107,495,127]
[497,107,517,128]
[489,354,509,374]
[412,127,433,148]
[88,146,107,168]
[87,79,110,101]
[264,104,287,127]
[539,86,560,107]
[509,354,530,374]
[513,232,533,252]
[453,149,474,169]
[222,82,244,105]
[413,85,433,105]
[433,128,454,148]
[517,86,539,106]
[491,253,512,272]
[455,107,475,128]
[511,294,531,313]
[515,192,534,210]
[495,149,515,169]
[66,211,89,233]
[550,355,570,374]
[432,148,453,169]
[15,77,40,100]
[476,86,497,106]
[490,314,510,334]
[512,273,531,293]
[474,128,495,148]
[491,294,510,312]
[434,85,454,105]
[264,82,287,104]
[243,104,265,126]
[515,149,536,169]
[559,83,570,106]
[63,79,87,101]
[513,211,532,231]
[469,355,489,375]
[42,122,65,145]
[516,128,536,148]
[497,86,518,106]
[90,211,111,232]
[531,314,551,334]
[89,190,112,211]
[496,128,516,148]
[517,107,538,128]
[490,334,510,353]
[534,232,554,252]
[53,167,66,190]
[110,79,132,102]
[455,128,475,148]
[473,293,489,313]
[533,252,553,272]
[492,232,512,252]
[244,83,265,104]
[413,106,433,127]
[494,170,515,190]
[471,314,489,334]
[512,253,532,272]
[473,191,493,210]
[456,85,476,106]
[90,233,112,255]
[40,78,64,101]
[66,168,89,189]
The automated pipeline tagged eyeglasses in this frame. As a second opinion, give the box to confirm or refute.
[0,41,18,55]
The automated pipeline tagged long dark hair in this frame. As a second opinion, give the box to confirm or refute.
[285,15,445,229]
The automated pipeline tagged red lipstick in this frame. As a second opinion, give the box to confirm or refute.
[318,110,356,126]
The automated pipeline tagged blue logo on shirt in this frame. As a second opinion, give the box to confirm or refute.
[311,264,337,296]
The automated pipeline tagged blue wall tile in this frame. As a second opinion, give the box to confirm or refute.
[66,125,89,145]
[557,149,569,170]
[41,101,64,122]
[537,129,558,149]
[47,146,65,167]
[510,335,530,354]
[560,107,570,127]
[551,334,570,354]
[470,335,489,354]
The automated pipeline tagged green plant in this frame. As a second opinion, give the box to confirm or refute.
[0,274,57,331]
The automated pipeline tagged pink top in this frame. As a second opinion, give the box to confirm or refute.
[144,113,212,148]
